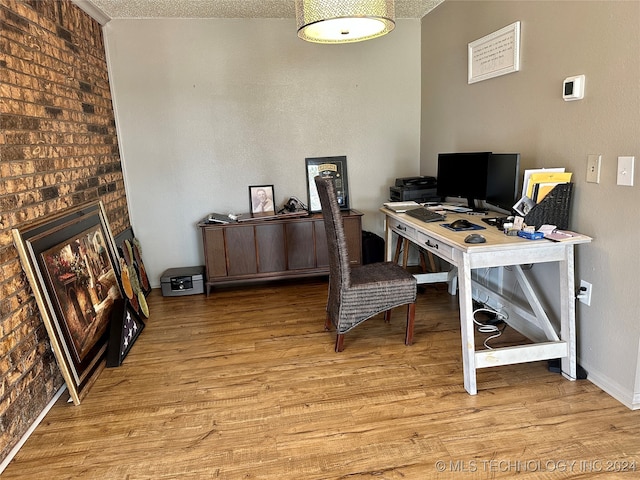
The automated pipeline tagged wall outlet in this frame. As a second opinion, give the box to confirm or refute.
[586,154,601,183]
[578,280,592,306]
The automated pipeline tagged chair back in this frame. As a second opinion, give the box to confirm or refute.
[314,176,351,291]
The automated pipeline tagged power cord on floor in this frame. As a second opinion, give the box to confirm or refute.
[473,307,508,349]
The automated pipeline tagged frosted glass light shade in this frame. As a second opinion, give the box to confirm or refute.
[295,0,395,44]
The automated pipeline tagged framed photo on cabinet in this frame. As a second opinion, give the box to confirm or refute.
[249,185,276,216]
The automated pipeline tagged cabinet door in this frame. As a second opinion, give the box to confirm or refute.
[314,220,329,267]
[256,224,286,273]
[286,222,315,270]
[202,227,227,278]
[225,225,257,276]
[343,215,362,265]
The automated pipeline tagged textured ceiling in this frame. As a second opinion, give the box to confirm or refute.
[79,0,445,20]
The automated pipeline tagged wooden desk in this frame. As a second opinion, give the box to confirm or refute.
[381,208,592,395]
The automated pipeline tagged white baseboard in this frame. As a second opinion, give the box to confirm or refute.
[578,361,640,410]
[0,386,67,474]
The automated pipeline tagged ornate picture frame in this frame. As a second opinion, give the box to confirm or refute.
[12,201,122,405]
[305,156,349,213]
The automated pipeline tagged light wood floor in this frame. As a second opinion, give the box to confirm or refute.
[4,279,639,479]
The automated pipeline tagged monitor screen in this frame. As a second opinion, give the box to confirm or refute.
[485,153,521,213]
[436,152,491,209]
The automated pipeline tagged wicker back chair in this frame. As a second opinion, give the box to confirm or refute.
[314,176,417,352]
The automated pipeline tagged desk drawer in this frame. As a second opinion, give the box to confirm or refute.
[417,231,454,262]
[390,221,417,242]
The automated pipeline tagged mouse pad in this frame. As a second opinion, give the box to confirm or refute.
[442,223,486,232]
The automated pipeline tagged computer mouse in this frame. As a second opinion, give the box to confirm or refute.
[450,219,472,229]
[464,233,486,244]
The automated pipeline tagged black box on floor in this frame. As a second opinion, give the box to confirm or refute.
[362,231,385,264]
[160,266,205,296]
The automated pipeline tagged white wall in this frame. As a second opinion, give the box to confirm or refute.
[104,18,421,287]
[420,1,640,407]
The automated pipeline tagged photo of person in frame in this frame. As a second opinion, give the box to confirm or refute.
[250,185,275,215]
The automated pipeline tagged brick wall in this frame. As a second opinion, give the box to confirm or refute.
[0,0,129,463]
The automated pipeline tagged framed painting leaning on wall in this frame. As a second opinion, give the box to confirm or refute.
[12,201,123,405]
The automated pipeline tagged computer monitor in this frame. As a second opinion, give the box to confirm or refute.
[436,152,491,210]
[485,153,521,213]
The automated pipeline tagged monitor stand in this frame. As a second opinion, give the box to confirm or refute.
[466,197,488,213]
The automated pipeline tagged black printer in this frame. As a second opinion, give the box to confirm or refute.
[389,176,440,202]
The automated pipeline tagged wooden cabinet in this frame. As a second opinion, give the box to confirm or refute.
[199,210,362,294]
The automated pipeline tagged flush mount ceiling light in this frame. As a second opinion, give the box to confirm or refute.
[295,0,395,44]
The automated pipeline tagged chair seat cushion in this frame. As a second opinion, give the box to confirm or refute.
[335,262,417,333]
[350,262,416,286]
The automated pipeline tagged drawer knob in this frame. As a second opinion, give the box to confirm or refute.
[425,240,438,249]
[396,224,406,231]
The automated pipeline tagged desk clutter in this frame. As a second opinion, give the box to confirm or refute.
[514,168,574,229]
[422,165,575,241]
[480,215,589,242]
[523,182,573,229]
[390,187,582,243]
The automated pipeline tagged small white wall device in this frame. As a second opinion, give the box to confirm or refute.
[563,74,585,101]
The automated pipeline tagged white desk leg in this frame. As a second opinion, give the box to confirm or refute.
[458,255,477,394]
[384,217,393,261]
[559,245,577,380]
[448,267,458,295]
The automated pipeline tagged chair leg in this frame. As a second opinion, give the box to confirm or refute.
[384,309,392,323]
[335,334,345,352]
[393,236,402,264]
[405,303,416,346]
[325,313,332,331]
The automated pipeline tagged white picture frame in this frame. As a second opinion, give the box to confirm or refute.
[468,21,521,84]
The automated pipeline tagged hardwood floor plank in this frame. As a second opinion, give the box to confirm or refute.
[3,280,639,479]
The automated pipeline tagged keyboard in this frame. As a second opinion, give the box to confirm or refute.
[404,207,446,223]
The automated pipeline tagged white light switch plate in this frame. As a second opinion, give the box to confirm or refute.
[617,156,635,186]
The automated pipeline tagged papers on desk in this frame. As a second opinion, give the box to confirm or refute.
[522,168,573,204]
[383,201,420,213]
[513,168,573,215]
[522,168,564,198]
[384,201,473,214]
[433,204,473,213]
[538,224,588,242]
